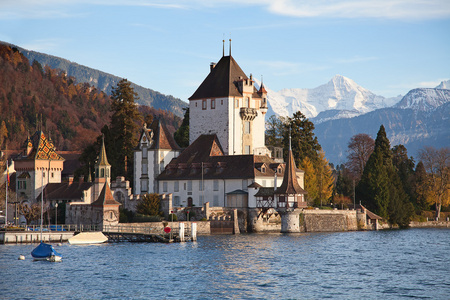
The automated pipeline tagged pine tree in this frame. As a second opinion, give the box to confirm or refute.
[357,125,413,227]
[110,79,142,180]
[174,107,189,148]
[284,111,321,168]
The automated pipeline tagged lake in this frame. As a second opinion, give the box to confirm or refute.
[0,228,449,299]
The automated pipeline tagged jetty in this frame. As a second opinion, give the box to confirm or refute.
[0,223,197,244]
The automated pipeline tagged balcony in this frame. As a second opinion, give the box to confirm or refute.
[240,107,258,121]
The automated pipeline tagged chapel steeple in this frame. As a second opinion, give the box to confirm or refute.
[95,135,111,184]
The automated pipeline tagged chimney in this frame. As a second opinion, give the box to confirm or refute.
[68,175,74,185]
[210,62,216,72]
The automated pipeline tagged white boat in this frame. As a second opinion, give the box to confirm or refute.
[68,232,108,245]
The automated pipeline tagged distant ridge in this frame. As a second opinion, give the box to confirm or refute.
[0,41,187,117]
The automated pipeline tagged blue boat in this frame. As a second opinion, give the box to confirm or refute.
[31,242,62,262]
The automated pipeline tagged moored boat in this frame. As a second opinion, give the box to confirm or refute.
[31,242,62,262]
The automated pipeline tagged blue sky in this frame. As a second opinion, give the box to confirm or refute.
[1,0,449,102]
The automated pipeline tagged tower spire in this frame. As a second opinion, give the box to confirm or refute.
[229,39,231,56]
[289,127,292,151]
[222,39,225,57]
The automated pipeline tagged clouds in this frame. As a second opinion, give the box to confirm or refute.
[3,0,450,20]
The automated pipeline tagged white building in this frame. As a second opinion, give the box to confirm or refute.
[188,54,269,156]
[134,120,181,195]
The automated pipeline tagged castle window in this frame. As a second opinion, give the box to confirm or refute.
[51,172,54,178]
[213,180,219,191]
[245,97,250,108]
[235,99,239,108]
[261,166,266,173]
[244,145,251,154]
[202,100,207,110]
[187,180,192,191]
[211,99,215,109]
[174,196,180,206]
[174,181,179,192]
[101,169,104,178]
[195,102,198,107]
[244,121,251,134]
[163,182,168,192]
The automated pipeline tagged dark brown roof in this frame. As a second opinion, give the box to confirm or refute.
[189,55,260,100]
[57,151,82,177]
[92,183,121,206]
[157,134,283,181]
[149,120,181,150]
[275,149,306,195]
[40,182,93,202]
[254,187,275,197]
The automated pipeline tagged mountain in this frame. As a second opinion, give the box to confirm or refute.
[0,44,181,151]
[436,80,450,89]
[0,41,187,117]
[315,85,450,164]
[266,75,402,123]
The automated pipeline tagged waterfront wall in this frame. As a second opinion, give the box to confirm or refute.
[409,221,450,228]
[301,209,360,232]
[0,232,74,244]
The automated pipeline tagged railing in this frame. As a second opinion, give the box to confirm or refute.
[2,224,102,232]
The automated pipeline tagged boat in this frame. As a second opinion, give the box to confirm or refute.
[31,166,62,262]
[68,232,108,245]
[31,242,62,262]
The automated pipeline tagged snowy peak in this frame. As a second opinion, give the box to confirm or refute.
[435,80,450,90]
[267,74,400,120]
[395,88,450,111]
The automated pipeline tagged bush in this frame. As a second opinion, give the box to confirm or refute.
[168,213,177,221]
[134,214,162,223]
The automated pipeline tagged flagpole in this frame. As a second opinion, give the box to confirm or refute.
[5,160,8,227]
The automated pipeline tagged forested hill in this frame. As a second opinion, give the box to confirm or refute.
[0,41,187,117]
[0,44,181,151]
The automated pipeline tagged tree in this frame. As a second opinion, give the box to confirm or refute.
[301,156,318,206]
[316,150,334,206]
[412,161,430,210]
[284,111,321,168]
[418,146,450,220]
[392,144,415,201]
[0,120,7,149]
[265,115,286,148]
[110,79,142,180]
[345,133,374,181]
[174,107,189,148]
[136,193,163,216]
[334,164,354,200]
[357,125,413,227]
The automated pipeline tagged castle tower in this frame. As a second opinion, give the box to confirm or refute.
[188,49,269,155]
[14,130,65,203]
[275,137,307,233]
[94,136,111,199]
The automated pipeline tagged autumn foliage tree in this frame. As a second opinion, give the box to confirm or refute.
[418,146,450,220]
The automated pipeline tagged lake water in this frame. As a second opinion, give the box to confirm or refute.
[0,228,449,299]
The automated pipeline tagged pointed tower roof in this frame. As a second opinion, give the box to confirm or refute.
[188,55,259,100]
[274,148,306,195]
[97,136,110,167]
[148,120,181,150]
[92,182,121,206]
[24,130,64,161]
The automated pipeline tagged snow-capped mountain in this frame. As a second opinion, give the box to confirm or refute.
[436,80,450,90]
[266,75,402,122]
[395,88,450,112]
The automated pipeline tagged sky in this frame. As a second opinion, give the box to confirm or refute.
[1,0,449,102]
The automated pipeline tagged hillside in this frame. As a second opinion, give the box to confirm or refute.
[0,44,181,151]
[0,41,187,118]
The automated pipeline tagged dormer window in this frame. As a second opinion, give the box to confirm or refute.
[262,167,266,173]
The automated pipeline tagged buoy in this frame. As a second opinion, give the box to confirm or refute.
[18,255,25,260]
[57,243,62,247]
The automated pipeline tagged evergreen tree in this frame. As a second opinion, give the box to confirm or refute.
[357,125,413,227]
[392,144,415,201]
[284,111,321,167]
[174,107,189,148]
[412,161,430,210]
[334,164,354,200]
[110,79,142,181]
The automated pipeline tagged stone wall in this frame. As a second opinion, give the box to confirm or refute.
[301,209,359,232]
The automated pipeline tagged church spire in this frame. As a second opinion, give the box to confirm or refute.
[98,135,110,167]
